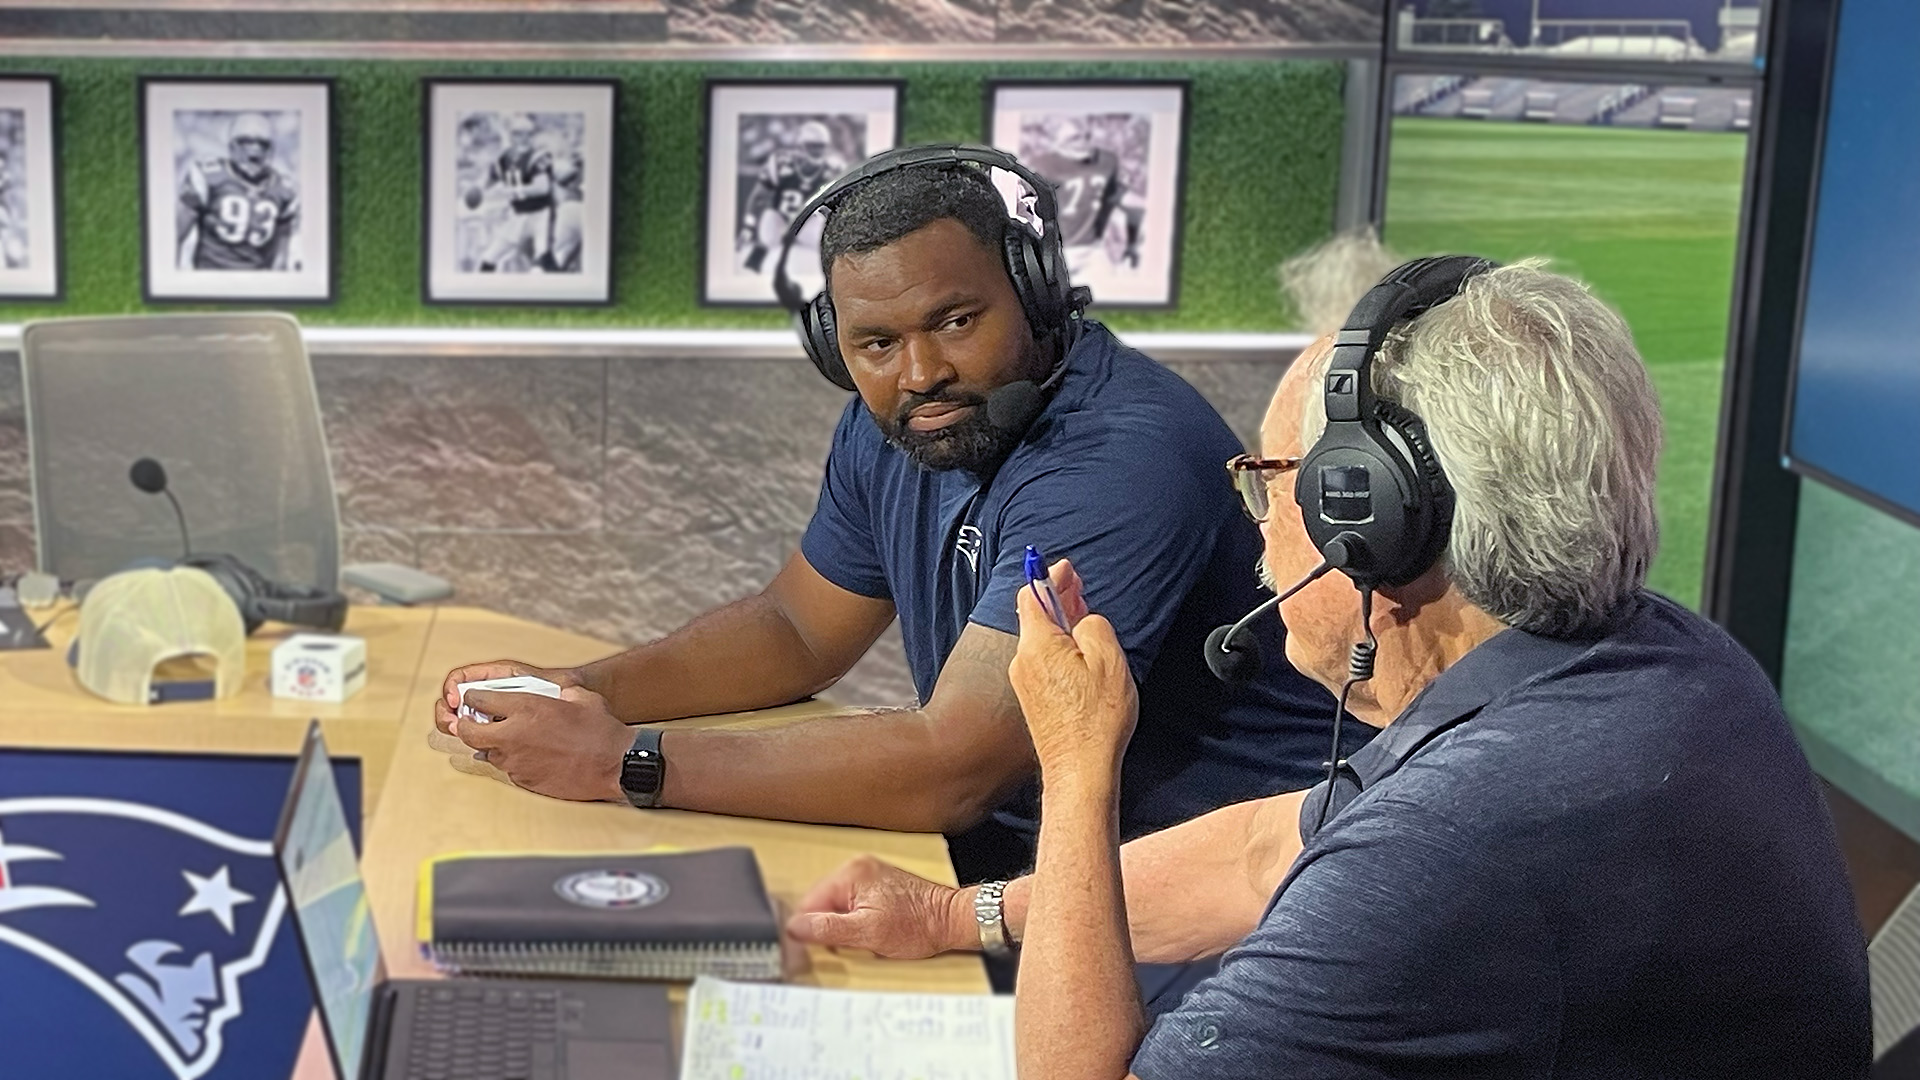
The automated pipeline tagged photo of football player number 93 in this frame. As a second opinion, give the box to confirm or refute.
[175,111,302,273]
[141,78,334,302]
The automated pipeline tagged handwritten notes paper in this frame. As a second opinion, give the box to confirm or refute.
[680,977,1016,1080]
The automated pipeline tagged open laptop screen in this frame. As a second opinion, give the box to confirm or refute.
[275,724,381,1080]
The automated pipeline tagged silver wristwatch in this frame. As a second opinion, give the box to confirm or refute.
[973,880,1014,958]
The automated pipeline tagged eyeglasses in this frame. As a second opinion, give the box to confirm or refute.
[1226,453,1302,523]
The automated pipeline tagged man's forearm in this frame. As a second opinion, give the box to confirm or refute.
[1017,773,1142,1080]
[969,791,1306,963]
[654,704,1031,834]
[571,592,842,723]
[569,555,893,725]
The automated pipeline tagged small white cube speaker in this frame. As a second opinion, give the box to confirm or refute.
[271,633,367,703]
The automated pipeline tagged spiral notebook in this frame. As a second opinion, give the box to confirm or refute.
[416,847,782,981]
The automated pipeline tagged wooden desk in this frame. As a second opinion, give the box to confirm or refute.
[372,607,988,994]
[0,603,435,807]
[1,603,989,1000]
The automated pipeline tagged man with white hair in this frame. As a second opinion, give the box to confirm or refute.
[792,250,1869,1076]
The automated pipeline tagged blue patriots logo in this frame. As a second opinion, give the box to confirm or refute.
[0,797,286,1080]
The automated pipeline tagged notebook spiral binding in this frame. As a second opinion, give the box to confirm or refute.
[425,939,782,982]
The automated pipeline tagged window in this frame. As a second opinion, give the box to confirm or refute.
[1381,72,1752,606]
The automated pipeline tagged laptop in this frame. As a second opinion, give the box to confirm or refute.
[274,721,673,1080]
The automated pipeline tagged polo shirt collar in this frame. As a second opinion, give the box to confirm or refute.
[1300,602,1631,845]
[1345,625,1594,788]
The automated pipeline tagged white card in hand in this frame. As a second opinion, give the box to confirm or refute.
[456,675,562,723]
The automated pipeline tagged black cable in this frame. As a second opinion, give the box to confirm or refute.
[1317,587,1377,832]
[30,604,76,639]
[162,487,192,558]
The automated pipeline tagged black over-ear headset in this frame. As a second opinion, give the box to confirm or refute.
[185,553,349,636]
[1296,255,1497,589]
[771,143,1091,396]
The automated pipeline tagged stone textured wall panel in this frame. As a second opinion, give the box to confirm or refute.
[604,357,844,544]
[315,354,607,536]
[995,0,1382,44]
[339,527,424,604]
[668,0,995,43]
[0,356,29,528]
[1164,357,1292,454]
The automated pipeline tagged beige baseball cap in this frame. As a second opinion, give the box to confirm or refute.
[74,566,247,705]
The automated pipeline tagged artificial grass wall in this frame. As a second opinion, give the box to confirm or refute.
[0,58,1346,331]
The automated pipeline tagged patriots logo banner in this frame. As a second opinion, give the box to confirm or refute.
[0,748,360,1080]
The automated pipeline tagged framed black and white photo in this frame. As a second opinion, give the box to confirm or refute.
[702,80,901,306]
[0,77,60,300]
[424,79,617,305]
[141,78,333,303]
[988,81,1188,308]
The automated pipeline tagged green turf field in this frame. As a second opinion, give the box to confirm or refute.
[1382,117,1749,608]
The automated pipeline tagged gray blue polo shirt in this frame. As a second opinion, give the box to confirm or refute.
[1132,591,1869,1079]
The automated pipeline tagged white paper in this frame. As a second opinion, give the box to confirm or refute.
[456,675,562,722]
[680,976,1016,1080]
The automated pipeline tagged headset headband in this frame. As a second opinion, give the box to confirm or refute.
[1324,255,1498,425]
[772,143,1061,312]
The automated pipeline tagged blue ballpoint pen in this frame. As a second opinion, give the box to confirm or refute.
[1024,545,1072,632]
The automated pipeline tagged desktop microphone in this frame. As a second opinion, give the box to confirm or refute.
[129,456,192,559]
[1204,559,1335,685]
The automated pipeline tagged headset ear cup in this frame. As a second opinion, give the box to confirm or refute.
[802,294,856,392]
[1002,227,1046,340]
[1376,401,1456,581]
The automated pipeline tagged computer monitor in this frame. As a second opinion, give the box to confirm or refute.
[274,722,382,1080]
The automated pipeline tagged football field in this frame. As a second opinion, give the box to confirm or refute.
[1383,118,1750,608]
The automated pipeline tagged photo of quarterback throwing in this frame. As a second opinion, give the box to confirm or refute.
[173,110,303,272]
[454,110,587,275]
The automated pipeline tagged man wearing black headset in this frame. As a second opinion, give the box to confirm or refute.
[435,147,1348,985]
[790,251,1867,1076]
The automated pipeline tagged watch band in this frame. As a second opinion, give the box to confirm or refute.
[973,880,1013,958]
[620,725,666,809]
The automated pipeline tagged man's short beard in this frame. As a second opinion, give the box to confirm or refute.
[870,335,1050,475]
[873,398,1025,475]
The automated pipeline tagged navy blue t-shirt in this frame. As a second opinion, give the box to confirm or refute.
[1133,592,1870,1079]
[800,322,1346,847]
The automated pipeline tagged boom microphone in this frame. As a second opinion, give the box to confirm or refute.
[1204,559,1335,685]
[129,456,192,559]
[984,350,1076,434]
[985,380,1045,432]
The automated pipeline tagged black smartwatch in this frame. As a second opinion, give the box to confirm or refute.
[619,726,666,809]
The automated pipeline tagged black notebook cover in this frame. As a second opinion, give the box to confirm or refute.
[427,847,778,946]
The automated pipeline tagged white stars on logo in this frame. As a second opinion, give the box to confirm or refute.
[178,866,254,935]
